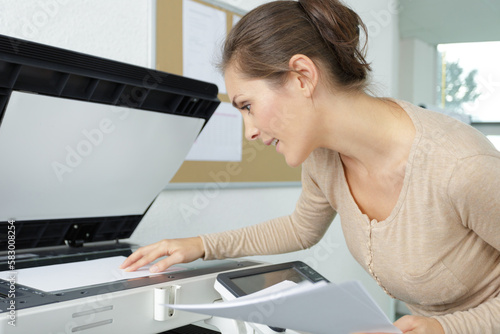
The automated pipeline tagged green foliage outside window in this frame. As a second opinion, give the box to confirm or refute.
[437,53,481,113]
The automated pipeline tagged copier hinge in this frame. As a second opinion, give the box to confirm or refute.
[64,223,96,248]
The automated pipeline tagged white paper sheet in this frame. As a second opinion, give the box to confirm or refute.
[168,280,402,334]
[182,0,227,94]
[185,102,242,161]
[0,256,182,292]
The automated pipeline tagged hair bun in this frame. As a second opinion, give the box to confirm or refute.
[298,0,370,82]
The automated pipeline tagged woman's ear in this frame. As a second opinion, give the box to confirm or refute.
[288,54,319,98]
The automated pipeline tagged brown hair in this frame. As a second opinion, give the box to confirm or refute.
[219,0,371,91]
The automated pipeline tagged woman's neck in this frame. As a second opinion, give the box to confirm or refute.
[314,91,415,175]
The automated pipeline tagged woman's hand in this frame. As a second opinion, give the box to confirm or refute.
[393,315,444,334]
[355,315,444,334]
[119,237,205,273]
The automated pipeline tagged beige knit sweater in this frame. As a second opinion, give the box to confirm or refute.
[200,100,500,334]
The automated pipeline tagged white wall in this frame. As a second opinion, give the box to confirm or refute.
[399,38,437,106]
[349,0,400,97]
[208,0,270,14]
[0,0,399,321]
[0,0,154,68]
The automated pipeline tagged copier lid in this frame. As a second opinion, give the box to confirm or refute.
[0,34,220,250]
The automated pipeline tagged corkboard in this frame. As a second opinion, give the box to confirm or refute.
[156,0,301,183]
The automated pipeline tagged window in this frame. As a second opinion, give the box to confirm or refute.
[437,42,500,150]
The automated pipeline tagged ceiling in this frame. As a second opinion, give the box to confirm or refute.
[399,0,500,45]
[216,0,500,46]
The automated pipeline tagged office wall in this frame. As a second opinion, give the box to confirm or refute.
[0,0,154,68]
[349,0,400,97]
[207,0,270,13]
[0,0,399,320]
[399,38,437,106]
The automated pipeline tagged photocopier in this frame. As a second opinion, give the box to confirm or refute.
[0,33,268,334]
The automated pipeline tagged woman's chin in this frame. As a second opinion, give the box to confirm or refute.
[282,147,311,168]
[284,154,303,168]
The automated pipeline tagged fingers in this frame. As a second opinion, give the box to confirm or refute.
[119,237,205,273]
[124,253,157,272]
[394,315,415,333]
[353,315,442,334]
[149,237,205,272]
[120,241,168,272]
[150,252,186,273]
[119,247,147,270]
[393,315,444,334]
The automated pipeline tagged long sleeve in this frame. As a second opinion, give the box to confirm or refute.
[433,299,500,334]
[201,157,337,260]
[432,154,500,334]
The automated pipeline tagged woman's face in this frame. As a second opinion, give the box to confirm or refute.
[225,65,316,167]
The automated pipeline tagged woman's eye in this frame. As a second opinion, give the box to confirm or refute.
[241,104,251,114]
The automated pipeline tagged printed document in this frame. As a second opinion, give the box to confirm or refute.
[168,280,402,334]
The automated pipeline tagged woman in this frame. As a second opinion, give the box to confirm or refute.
[121,1,500,333]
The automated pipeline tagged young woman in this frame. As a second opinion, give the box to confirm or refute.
[121,1,500,333]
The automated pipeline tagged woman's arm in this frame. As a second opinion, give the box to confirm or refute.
[431,154,500,333]
[202,163,337,259]
[122,159,336,270]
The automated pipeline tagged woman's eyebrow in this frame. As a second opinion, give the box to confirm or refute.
[231,94,242,108]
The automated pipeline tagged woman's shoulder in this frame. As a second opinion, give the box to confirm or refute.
[398,100,499,160]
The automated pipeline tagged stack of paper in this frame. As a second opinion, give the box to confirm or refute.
[167,280,401,334]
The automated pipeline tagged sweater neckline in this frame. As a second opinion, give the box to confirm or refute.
[337,100,423,226]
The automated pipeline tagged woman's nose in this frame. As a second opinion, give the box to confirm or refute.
[244,118,260,141]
